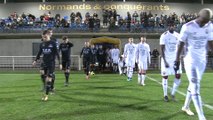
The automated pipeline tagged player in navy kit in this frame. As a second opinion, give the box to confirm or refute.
[33,30,62,101]
[59,36,73,86]
[47,28,59,91]
[90,44,98,75]
[80,42,92,79]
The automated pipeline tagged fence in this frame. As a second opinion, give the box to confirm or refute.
[0,55,212,71]
[0,55,81,71]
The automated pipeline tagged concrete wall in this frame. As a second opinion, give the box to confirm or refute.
[0,37,160,56]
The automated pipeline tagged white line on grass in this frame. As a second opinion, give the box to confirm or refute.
[147,76,213,110]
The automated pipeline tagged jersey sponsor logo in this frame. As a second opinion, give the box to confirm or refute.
[42,48,52,54]
[62,48,68,51]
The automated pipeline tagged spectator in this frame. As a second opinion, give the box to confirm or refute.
[144,12,149,28]
[109,17,115,32]
[132,11,138,23]
[151,48,160,69]
[76,16,81,25]
[127,12,131,32]
[112,9,117,21]
[70,12,75,23]
[108,8,113,19]
[118,16,124,27]
[76,12,82,21]
[21,12,26,20]
[93,11,98,18]
[102,9,108,26]
[88,16,94,32]
[55,14,60,21]
[85,12,90,19]
[152,48,160,58]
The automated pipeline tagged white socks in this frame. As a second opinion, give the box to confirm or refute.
[138,74,142,84]
[162,78,168,96]
[192,94,205,120]
[138,74,146,85]
[183,90,192,109]
[171,78,181,96]
[119,66,122,75]
[128,67,133,78]
[141,74,146,85]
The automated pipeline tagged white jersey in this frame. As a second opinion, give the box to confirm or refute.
[118,57,125,67]
[136,42,151,63]
[160,31,182,76]
[179,20,213,64]
[111,48,120,63]
[124,43,137,67]
[160,31,180,61]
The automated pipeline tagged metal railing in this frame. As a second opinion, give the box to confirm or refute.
[0,55,212,71]
[0,55,81,71]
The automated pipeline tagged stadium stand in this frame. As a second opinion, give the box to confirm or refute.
[0,11,202,33]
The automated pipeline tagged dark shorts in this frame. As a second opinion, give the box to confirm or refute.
[83,58,90,69]
[90,56,96,64]
[43,63,55,78]
[40,62,44,70]
[62,60,71,70]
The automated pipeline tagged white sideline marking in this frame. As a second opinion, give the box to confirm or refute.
[147,76,213,110]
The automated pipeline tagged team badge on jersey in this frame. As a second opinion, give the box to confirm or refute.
[42,43,45,47]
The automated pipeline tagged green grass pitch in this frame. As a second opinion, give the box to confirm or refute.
[0,72,213,120]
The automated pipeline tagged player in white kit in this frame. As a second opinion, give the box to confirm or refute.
[111,45,120,73]
[124,38,137,81]
[160,25,182,102]
[174,9,213,120]
[136,36,151,86]
[118,55,126,75]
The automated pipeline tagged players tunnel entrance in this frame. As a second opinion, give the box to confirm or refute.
[89,36,121,72]
[89,36,121,50]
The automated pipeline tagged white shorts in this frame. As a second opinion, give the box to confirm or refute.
[184,60,206,81]
[161,58,182,76]
[125,60,135,68]
[112,58,119,64]
[138,61,148,70]
[118,61,124,67]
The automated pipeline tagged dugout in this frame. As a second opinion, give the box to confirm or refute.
[89,36,121,50]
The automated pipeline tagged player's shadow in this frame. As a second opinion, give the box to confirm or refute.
[73,79,124,84]
[60,91,145,101]
[30,93,162,120]
[85,85,134,90]
[29,105,152,120]
[58,84,139,91]
[56,92,162,112]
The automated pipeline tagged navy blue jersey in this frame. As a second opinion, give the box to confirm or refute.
[80,47,92,59]
[97,49,106,61]
[91,48,98,56]
[35,40,60,65]
[59,42,73,61]
[51,37,59,50]
[91,48,98,63]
